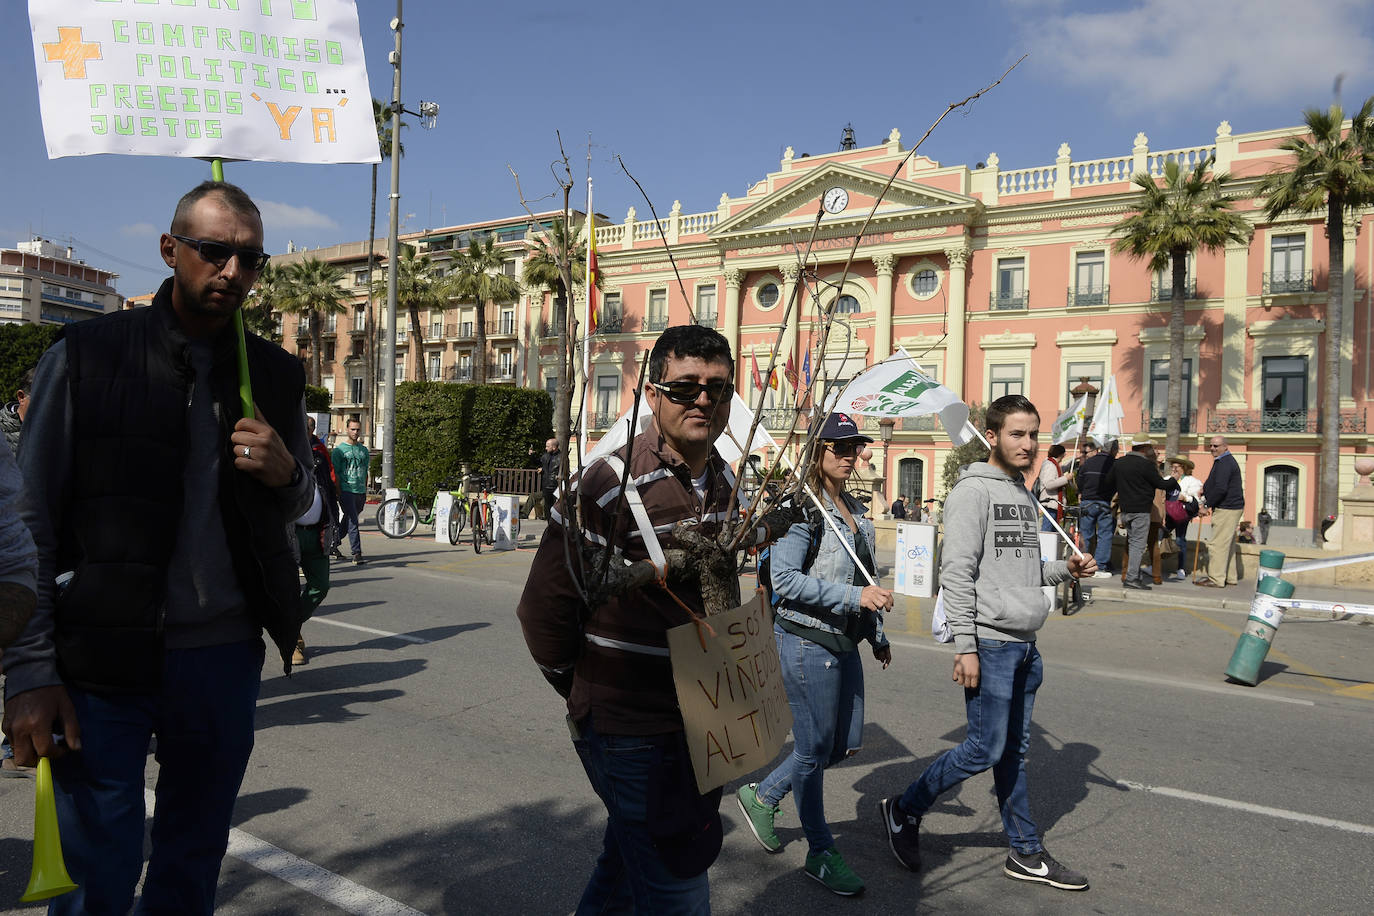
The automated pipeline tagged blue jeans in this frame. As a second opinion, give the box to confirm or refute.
[898,639,1044,855]
[339,490,365,556]
[572,721,712,915]
[756,624,864,855]
[50,638,265,916]
[1079,500,1114,572]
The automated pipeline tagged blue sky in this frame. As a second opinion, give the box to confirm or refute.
[6,0,1373,297]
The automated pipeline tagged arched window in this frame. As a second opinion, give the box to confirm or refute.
[898,458,924,507]
[835,294,860,314]
[1263,465,1300,527]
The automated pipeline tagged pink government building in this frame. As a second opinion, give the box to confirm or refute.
[275,118,1371,544]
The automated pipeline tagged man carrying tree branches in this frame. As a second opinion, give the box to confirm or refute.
[517,324,737,914]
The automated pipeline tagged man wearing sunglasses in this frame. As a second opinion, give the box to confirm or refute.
[519,324,737,913]
[3,180,312,914]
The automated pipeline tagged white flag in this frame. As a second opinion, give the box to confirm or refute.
[1086,374,1124,444]
[832,350,973,444]
[1051,394,1089,444]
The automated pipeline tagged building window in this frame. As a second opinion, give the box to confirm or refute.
[1065,361,1103,407]
[989,364,1024,400]
[696,285,717,324]
[1261,355,1307,431]
[1269,233,1306,291]
[834,294,860,314]
[594,375,618,426]
[757,282,780,310]
[430,312,443,337]
[456,353,473,381]
[353,268,369,287]
[545,374,558,398]
[911,268,938,298]
[498,350,514,377]
[645,289,667,332]
[1072,250,1106,306]
[1151,253,1195,301]
[351,376,363,405]
[598,292,623,334]
[427,352,442,379]
[321,374,334,398]
[898,458,923,507]
[354,305,366,331]
[993,257,1026,309]
[1263,465,1300,527]
[502,260,516,277]
[1147,359,1192,433]
[324,341,336,363]
[499,308,516,335]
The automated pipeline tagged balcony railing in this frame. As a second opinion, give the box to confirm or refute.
[1261,271,1315,295]
[590,410,618,429]
[594,314,625,334]
[644,314,669,332]
[1203,407,1367,434]
[1150,278,1196,302]
[488,362,516,380]
[445,365,474,382]
[990,291,1028,310]
[759,409,797,431]
[453,323,475,340]
[858,415,938,432]
[1066,285,1108,307]
[488,318,518,336]
[1141,411,1193,435]
[696,312,718,327]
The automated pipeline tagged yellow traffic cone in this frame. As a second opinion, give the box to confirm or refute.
[20,757,78,903]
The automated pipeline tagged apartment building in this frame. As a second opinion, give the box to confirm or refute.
[0,237,123,325]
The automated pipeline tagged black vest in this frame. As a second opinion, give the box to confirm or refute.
[57,280,305,692]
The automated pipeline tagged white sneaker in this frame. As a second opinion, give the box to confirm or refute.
[1174,569,1187,581]
[1092,571,1113,579]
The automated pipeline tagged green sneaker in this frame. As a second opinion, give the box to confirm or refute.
[805,847,865,896]
[735,783,782,852]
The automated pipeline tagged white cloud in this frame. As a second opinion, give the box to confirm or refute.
[255,200,339,231]
[1017,0,1374,113]
[119,222,159,238]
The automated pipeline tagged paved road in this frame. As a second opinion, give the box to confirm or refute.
[2,521,1372,914]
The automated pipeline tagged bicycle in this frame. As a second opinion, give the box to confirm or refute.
[460,476,521,553]
[1056,504,1087,614]
[376,478,464,539]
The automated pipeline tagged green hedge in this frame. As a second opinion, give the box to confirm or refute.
[394,382,552,498]
[0,324,61,401]
[304,384,332,412]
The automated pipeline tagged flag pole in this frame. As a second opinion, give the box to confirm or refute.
[208,157,254,420]
[579,175,593,463]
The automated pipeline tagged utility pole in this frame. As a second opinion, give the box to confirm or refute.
[381,0,403,486]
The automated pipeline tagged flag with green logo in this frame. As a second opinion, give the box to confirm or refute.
[1051,394,1089,444]
[832,350,976,444]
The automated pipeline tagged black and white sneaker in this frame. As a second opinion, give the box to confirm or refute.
[879,797,921,871]
[1004,848,1089,891]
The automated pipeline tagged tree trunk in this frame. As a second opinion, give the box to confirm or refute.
[1317,195,1344,544]
[1164,246,1187,461]
[409,303,426,383]
[474,299,488,385]
[309,309,323,386]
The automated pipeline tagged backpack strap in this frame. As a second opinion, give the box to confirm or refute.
[601,454,667,581]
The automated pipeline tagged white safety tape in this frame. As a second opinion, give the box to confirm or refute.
[1282,550,1374,574]
[1277,598,1374,618]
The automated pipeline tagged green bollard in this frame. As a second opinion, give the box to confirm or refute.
[1224,576,1295,686]
[1256,548,1285,586]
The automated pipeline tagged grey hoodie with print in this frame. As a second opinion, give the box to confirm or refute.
[941,461,1072,655]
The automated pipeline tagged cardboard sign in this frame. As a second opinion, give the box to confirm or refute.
[667,591,792,794]
[29,0,379,163]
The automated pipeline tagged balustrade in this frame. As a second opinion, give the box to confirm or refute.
[1067,285,1108,307]
[1261,271,1315,295]
[1150,279,1196,302]
[990,291,1029,310]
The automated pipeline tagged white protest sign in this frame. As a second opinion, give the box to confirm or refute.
[667,592,792,795]
[29,0,380,163]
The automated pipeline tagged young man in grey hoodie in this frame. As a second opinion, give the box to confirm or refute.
[881,395,1097,891]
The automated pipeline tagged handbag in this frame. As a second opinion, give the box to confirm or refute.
[1165,499,1189,524]
[931,588,953,644]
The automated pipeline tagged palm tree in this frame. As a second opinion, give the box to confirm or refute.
[366,99,406,420]
[1257,98,1374,543]
[281,258,349,385]
[1114,158,1251,460]
[244,261,290,341]
[452,235,520,384]
[372,244,448,382]
[523,219,602,430]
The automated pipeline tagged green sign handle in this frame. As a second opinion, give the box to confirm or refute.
[208,157,255,420]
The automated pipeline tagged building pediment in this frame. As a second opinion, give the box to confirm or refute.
[711,163,979,246]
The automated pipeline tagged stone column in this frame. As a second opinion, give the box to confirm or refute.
[1341,215,1359,406]
[944,246,970,397]
[723,267,743,360]
[780,261,801,397]
[873,253,896,363]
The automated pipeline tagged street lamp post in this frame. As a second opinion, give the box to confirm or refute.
[877,417,896,514]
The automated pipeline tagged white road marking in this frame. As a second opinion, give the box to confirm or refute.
[144,790,427,915]
[308,618,428,644]
[1117,781,1374,837]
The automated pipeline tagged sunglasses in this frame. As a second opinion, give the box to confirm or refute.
[651,379,732,405]
[1208,443,1223,449]
[172,234,270,272]
[825,441,863,457]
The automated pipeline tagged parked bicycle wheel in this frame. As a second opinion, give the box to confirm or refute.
[377,497,419,538]
[470,502,484,554]
[448,504,466,546]
[483,504,495,547]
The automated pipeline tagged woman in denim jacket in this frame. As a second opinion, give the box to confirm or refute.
[735,412,894,896]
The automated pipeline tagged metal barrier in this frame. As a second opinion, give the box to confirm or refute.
[491,467,539,495]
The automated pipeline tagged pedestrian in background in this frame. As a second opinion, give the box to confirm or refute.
[736,412,892,897]
[293,416,340,665]
[1165,456,1202,580]
[332,418,369,565]
[1105,436,1178,590]
[881,395,1096,891]
[1035,443,1070,531]
[1198,436,1244,587]
[1075,438,1117,578]
[538,437,559,521]
[890,493,907,519]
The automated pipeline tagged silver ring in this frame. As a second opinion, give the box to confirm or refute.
[243,445,251,459]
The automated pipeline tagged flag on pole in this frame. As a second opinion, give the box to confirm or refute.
[832,350,977,444]
[1051,394,1089,444]
[768,368,779,391]
[802,350,811,386]
[585,210,599,336]
[751,353,764,392]
[784,355,798,388]
[1086,373,1124,444]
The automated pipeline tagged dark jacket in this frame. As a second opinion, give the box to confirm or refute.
[1105,451,1179,514]
[1075,452,1114,501]
[1203,451,1244,510]
[44,281,306,692]
[538,449,559,492]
